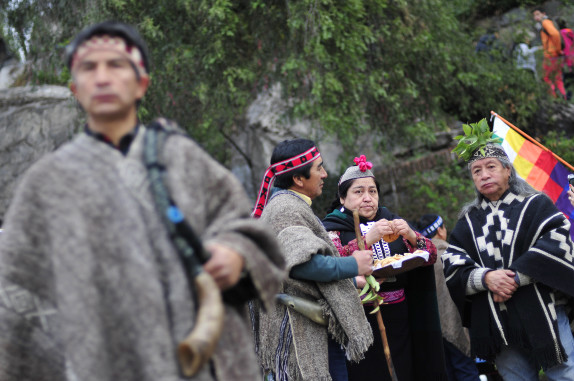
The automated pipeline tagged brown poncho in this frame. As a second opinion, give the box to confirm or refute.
[0,125,285,380]
[252,190,372,381]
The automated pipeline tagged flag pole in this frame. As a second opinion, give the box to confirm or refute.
[490,111,574,172]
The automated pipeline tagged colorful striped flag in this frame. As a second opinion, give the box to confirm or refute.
[492,114,574,238]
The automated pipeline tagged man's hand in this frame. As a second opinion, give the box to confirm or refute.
[493,294,509,303]
[204,243,245,291]
[355,275,367,289]
[352,249,374,276]
[485,269,517,302]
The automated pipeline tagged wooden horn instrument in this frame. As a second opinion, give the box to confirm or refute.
[177,271,225,377]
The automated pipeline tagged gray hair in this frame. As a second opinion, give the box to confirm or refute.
[459,157,543,218]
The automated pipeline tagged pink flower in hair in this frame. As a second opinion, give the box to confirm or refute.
[353,155,373,172]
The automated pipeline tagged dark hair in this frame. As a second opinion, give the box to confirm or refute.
[417,214,443,238]
[271,138,316,189]
[65,21,150,75]
[327,177,381,212]
[532,6,545,14]
[557,18,567,30]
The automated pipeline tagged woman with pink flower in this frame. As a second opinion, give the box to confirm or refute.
[322,155,446,381]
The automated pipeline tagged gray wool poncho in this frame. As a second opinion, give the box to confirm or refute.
[252,190,373,381]
[432,237,471,357]
[0,125,285,381]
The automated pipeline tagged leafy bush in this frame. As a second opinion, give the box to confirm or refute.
[0,0,548,167]
[397,160,476,232]
[542,131,574,169]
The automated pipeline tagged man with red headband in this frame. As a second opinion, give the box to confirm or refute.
[251,138,374,381]
[0,21,284,381]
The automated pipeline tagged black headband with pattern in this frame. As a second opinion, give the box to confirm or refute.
[468,144,509,166]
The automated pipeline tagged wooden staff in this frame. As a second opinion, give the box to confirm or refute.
[353,209,399,381]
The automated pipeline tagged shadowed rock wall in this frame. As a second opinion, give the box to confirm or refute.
[0,86,80,219]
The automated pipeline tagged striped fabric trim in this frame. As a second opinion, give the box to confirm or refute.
[359,221,391,259]
[274,310,292,381]
[507,194,537,265]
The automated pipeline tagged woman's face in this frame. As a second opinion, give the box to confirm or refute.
[340,177,379,220]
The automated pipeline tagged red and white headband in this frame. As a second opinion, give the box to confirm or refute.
[71,35,147,75]
[252,147,321,218]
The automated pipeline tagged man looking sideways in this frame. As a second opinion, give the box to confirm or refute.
[251,139,374,381]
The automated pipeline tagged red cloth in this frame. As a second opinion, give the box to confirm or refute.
[560,28,574,69]
[543,56,566,98]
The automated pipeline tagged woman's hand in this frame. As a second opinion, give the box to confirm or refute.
[568,185,574,208]
[365,218,417,246]
[355,275,367,289]
[365,219,394,246]
[391,219,417,246]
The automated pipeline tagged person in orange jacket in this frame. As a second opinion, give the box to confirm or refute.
[533,6,566,99]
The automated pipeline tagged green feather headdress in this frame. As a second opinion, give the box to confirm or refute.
[452,118,503,162]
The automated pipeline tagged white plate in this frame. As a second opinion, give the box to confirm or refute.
[372,250,430,277]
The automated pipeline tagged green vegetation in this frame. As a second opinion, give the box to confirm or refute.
[1,0,571,221]
[452,118,502,161]
[0,0,553,164]
[543,131,574,167]
[398,161,476,230]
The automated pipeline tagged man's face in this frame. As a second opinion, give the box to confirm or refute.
[295,158,328,200]
[470,158,511,201]
[533,10,544,22]
[340,177,379,220]
[70,48,149,122]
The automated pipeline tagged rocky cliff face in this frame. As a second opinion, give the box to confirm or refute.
[1,80,572,223]
[0,82,461,221]
[231,83,343,200]
[0,85,80,219]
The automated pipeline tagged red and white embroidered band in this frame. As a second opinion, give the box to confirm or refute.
[71,35,147,75]
[252,147,321,218]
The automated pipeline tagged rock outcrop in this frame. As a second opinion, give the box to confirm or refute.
[0,85,80,219]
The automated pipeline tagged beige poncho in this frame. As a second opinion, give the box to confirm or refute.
[0,125,285,381]
[252,190,372,381]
